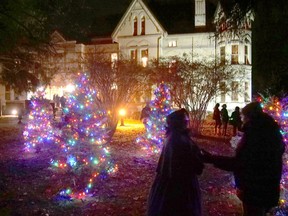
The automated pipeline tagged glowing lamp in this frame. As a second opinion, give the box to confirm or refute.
[119,109,126,116]
[119,109,126,126]
[65,84,75,93]
[11,109,18,115]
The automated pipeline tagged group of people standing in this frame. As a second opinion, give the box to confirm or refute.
[147,102,285,216]
[213,103,242,136]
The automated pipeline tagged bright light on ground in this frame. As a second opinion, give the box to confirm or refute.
[116,119,144,131]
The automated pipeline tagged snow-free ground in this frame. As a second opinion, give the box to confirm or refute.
[0,116,243,216]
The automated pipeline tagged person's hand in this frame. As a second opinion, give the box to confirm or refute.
[199,149,214,163]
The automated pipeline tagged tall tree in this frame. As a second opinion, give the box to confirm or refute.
[86,53,149,137]
[149,54,243,134]
[0,0,55,93]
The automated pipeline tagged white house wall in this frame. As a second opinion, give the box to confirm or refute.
[162,33,216,60]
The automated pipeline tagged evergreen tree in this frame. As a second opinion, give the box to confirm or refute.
[51,72,117,199]
[136,83,173,154]
[23,89,55,153]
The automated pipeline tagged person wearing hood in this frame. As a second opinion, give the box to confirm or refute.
[147,108,204,216]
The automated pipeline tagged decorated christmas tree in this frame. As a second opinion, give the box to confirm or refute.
[51,72,117,199]
[136,83,173,154]
[23,89,55,153]
[257,95,288,215]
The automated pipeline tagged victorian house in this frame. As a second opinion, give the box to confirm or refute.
[0,0,252,115]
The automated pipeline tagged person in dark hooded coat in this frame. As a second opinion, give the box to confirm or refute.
[147,108,204,216]
[202,102,285,216]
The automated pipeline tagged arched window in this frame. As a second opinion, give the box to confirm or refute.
[141,16,145,35]
[133,17,138,36]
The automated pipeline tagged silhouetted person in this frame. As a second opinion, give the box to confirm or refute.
[140,103,151,125]
[202,102,285,216]
[60,96,66,108]
[220,104,229,136]
[213,103,221,135]
[147,108,204,216]
[230,106,242,136]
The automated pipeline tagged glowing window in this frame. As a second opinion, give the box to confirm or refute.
[244,45,250,65]
[231,45,238,64]
[231,81,239,101]
[111,53,118,62]
[131,49,137,62]
[220,46,225,65]
[168,41,177,47]
[141,49,148,67]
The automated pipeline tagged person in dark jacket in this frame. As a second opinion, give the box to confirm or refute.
[147,108,204,216]
[213,103,221,135]
[220,104,229,136]
[230,106,242,136]
[202,102,285,216]
[140,103,151,125]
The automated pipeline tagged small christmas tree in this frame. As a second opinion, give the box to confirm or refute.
[23,89,55,153]
[51,72,117,199]
[136,83,173,154]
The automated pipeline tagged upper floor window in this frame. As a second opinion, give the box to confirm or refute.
[141,16,145,35]
[168,40,177,47]
[220,82,226,103]
[130,49,137,62]
[220,46,225,65]
[133,17,138,36]
[231,81,239,101]
[5,84,11,100]
[244,45,250,65]
[231,45,238,64]
[244,81,250,102]
[141,49,148,67]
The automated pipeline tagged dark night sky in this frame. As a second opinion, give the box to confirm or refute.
[54,0,219,42]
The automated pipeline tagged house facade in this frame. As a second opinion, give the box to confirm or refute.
[0,0,252,115]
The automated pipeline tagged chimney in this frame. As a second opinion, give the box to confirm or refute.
[195,0,206,27]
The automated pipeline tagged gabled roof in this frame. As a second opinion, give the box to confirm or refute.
[112,0,167,39]
[97,0,220,38]
[50,31,66,44]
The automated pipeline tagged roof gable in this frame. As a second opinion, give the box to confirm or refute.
[50,31,66,44]
[112,0,166,39]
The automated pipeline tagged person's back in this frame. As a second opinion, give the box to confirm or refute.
[140,105,150,120]
[147,109,203,216]
[235,112,284,209]
[230,107,242,136]
[220,104,229,136]
[213,103,221,135]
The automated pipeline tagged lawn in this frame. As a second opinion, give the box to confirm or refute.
[0,117,243,216]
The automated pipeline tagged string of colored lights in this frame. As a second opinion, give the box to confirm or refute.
[257,95,288,214]
[136,83,173,154]
[51,72,117,199]
[23,90,56,153]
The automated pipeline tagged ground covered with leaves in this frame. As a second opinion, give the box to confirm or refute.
[0,117,244,216]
